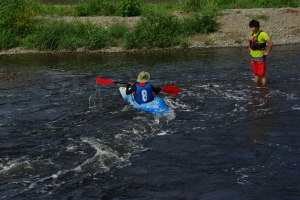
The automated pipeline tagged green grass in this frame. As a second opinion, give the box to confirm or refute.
[0,0,299,51]
[123,10,182,49]
[0,30,21,50]
[246,14,270,21]
[234,39,242,44]
[204,38,214,46]
[141,2,182,14]
[123,10,217,49]
[23,19,129,51]
[73,0,120,16]
[214,0,299,9]
[22,0,300,17]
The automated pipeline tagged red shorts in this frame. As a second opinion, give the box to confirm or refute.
[251,57,266,76]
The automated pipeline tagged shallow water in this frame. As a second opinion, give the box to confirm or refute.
[1,45,300,199]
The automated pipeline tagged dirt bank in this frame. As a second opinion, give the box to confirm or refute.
[1,7,299,55]
[189,7,300,48]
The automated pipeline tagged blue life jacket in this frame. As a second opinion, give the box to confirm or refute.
[135,83,153,104]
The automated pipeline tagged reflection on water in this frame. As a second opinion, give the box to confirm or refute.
[250,86,272,136]
[251,86,270,110]
[0,45,300,199]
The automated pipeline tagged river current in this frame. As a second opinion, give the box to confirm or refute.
[1,45,300,199]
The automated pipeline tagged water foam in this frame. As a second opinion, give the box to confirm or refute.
[74,137,131,172]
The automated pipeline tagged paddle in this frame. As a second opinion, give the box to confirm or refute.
[95,78,127,85]
[95,78,180,95]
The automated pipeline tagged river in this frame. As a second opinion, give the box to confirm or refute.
[1,45,300,199]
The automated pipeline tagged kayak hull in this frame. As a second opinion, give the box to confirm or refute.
[119,87,169,115]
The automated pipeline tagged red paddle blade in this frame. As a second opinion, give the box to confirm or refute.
[95,78,115,85]
[161,86,180,95]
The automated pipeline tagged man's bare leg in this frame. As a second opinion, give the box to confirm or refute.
[261,75,267,86]
[254,75,260,86]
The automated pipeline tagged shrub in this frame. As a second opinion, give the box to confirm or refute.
[73,0,119,16]
[124,10,181,49]
[179,0,218,12]
[179,0,202,11]
[0,0,37,36]
[107,21,129,46]
[24,20,108,51]
[83,23,108,50]
[180,39,189,49]
[0,29,20,50]
[74,3,90,16]
[181,13,218,35]
[204,38,214,46]
[119,0,141,17]
[123,10,218,49]
[214,0,299,8]
[101,2,118,16]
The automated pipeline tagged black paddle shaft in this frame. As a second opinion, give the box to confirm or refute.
[114,81,128,84]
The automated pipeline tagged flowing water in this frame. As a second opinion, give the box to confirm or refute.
[0,45,300,199]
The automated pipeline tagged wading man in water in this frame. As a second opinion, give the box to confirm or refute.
[249,20,274,86]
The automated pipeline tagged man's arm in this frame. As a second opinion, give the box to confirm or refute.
[263,38,273,56]
[248,39,252,54]
[126,83,136,95]
[151,85,161,94]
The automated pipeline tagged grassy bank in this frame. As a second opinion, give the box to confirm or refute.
[0,0,299,52]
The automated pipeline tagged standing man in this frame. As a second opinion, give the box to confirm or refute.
[249,20,274,86]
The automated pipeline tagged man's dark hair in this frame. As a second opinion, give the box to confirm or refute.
[249,20,260,28]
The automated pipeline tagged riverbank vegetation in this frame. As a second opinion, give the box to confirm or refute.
[0,0,299,52]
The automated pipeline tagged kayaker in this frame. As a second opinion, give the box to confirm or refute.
[126,71,161,104]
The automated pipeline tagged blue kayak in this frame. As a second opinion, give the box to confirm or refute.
[119,87,170,115]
